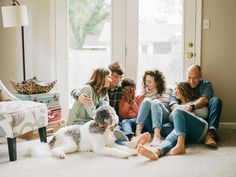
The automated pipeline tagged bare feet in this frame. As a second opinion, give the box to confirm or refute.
[125,132,151,149]
[139,132,151,145]
[150,136,161,147]
[137,144,160,160]
[168,135,186,155]
[168,144,186,155]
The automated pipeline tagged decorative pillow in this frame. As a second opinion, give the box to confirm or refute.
[10,76,57,95]
[0,89,12,101]
[194,107,208,119]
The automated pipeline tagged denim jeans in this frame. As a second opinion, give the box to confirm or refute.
[98,100,109,107]
[120,118,137,138]
[158,109,208,156]
[208,97,222,132]
[136,98,172,136]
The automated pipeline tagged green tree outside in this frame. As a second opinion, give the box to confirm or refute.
[69,0,110,49]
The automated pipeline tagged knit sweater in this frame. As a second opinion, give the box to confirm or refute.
[143,88,173,109]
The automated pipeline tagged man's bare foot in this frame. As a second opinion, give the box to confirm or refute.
[168,144,186,155]
[137,144,159,160]
[150,136,161,147]
[125,132,151,149]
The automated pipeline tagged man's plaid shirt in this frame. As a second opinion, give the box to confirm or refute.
[108,86,122,116]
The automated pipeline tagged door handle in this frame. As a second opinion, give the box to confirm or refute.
[185,51,194,58]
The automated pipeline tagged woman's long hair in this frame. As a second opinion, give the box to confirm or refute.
[176,82,198,102]
[87,68,110,95]
[142,69,166,95]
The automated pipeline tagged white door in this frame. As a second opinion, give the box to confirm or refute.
[113,0,202,91]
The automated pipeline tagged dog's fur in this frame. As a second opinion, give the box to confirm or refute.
[30,105,137,159]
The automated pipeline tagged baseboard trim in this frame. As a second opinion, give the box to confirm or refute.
[219,122,236,129]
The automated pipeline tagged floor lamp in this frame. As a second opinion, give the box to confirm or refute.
[1,0,28,81]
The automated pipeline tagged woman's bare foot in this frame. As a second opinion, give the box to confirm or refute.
[150,136,161,147]
[125,132,151,149]
[139,132,151,145]
[168,144,186,155]
[137,144,159,160]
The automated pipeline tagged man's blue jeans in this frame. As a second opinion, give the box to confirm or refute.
[158,109,208,156]
[120,118,137,138]
[208,97,222,133]
[136,98,173,137]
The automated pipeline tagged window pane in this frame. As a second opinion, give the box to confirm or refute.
[137,0,183,91]
[68,0,111,106]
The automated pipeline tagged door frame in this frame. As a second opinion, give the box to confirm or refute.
[183,0,202,77]
[195,0,202,66]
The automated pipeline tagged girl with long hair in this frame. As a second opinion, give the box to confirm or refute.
[67,68,111,125]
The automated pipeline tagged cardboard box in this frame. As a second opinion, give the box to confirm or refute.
[19,120,65,140]
[48,105,62,122]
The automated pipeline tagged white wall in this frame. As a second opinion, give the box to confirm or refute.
[202,0,236,123]
[0,0,24,88]
[0,0,68,119]
[26,0,53,81]
[0,0,53,87]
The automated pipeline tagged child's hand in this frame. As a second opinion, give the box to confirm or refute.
[122,87,135,103]
[122,88,130,102]
[129,87,135,100]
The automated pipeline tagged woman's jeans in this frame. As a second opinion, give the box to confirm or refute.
[158,109,208,156]
[136,98,173,137]
[98,100,109,107]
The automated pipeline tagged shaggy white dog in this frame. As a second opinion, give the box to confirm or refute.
[30,105,137,159]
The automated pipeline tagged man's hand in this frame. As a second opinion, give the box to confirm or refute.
[78,93,93,106]
[175,104,192,112]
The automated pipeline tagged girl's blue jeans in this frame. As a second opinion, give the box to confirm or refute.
[158,108,208,156]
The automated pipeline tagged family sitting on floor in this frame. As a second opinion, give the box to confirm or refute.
[66,61,222,160]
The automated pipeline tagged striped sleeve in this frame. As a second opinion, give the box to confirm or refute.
[158,88,173,109]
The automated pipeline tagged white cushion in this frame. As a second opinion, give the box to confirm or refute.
[0,101,48,138]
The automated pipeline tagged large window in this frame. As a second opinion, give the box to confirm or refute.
[137,0,183,91]
[68,0,111,106]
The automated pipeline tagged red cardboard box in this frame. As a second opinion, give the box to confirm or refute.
[48,105,62,122]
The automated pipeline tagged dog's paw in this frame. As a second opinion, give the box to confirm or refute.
[128,149,138,156]
[118,151,130,159]
[51,149,66,159]
[58,153,66,159]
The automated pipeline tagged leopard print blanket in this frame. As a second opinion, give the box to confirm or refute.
[11,76,57,95]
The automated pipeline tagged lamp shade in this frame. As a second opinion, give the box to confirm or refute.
[1,5,28,28]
